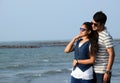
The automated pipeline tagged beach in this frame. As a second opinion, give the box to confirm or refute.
[0,40,120,83]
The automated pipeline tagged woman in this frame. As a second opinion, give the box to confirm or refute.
[64,22,98,83]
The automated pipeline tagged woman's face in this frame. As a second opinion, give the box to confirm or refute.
[80,24,88,37]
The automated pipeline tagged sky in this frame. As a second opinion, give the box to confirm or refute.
[0,0,120,41]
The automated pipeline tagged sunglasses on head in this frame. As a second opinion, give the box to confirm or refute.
[80,28,87,32]
[91,22,98,26]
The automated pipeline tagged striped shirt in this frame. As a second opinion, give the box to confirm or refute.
[94,30,114,73]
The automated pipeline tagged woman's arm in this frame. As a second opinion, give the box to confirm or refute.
[72,54,95,66]
[78,54,95,64]
[64,38,75,53]
[64,34,81,53]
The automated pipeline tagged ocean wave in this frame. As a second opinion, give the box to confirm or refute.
[16,72,42,79]
[0,63,39,70]
[42,59,49,62]
[15,68,71,79]
[41,68,71,76]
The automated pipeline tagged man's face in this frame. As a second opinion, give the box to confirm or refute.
[91,20,101,31]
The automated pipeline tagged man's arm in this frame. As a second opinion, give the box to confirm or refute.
[106,47,115,72]
[103,47,115,83]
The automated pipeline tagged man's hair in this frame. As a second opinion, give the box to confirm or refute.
[93,11,107,24]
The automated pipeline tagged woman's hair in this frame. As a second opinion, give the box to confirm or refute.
[83,22,98,55]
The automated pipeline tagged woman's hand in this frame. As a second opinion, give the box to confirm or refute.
[73,34,82,42]
[72,59,78,67]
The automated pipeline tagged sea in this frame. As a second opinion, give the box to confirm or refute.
[0,40,120,83]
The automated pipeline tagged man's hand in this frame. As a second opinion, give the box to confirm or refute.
[103,73,110,83]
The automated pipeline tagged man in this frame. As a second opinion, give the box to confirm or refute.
[91,11,115,83]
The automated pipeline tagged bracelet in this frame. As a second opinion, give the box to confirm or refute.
[105,70,111,74]
[76,60,78,64]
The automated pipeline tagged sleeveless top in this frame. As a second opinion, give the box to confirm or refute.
[74,39,92,72]
[71,39,93,80]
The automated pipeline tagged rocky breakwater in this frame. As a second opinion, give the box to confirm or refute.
[0,41,69,48]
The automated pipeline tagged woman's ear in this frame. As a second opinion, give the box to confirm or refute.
[87,31,91,34]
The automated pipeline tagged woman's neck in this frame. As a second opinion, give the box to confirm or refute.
[80,36,89,44]
[82,36,89,41]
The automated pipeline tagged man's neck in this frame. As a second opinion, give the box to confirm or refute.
[97,25,106,32]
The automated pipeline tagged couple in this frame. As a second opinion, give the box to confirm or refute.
[64,11,115,83]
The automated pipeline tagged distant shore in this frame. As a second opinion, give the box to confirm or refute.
[0,39,120,48]
[0,41,69,48]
